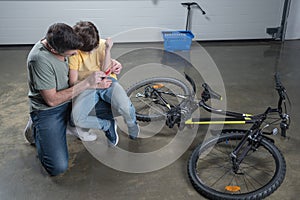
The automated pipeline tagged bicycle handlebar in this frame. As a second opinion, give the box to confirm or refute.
[275,73,287,101]
[275,73,281,87]
[250,74,290,137]
[274,73,290,137]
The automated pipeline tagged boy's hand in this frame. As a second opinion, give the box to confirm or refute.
[111,59,122,75]
[105,37,113,51]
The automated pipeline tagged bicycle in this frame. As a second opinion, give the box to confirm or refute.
[126,73,290,199]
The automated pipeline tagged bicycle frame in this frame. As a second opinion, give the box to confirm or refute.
[185,101,255,125]
[152,73,289,136]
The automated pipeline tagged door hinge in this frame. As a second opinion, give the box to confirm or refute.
[266,27,282,39]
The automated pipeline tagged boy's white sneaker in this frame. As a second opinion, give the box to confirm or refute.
[67,125,97,142]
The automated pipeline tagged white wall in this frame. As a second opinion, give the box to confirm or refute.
[0,0,288,44]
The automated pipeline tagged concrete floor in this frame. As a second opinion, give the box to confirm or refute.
[0,40,299,200]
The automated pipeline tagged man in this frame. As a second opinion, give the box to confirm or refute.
[24,23,116,176]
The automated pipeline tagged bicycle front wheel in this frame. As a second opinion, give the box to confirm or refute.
[188,132,286,200]
[126,77,192,122]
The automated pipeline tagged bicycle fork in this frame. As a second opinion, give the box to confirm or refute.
[230,127,262,174]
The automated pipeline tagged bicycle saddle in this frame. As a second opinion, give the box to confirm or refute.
[201,83,222,101]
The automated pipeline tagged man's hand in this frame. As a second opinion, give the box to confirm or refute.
[97,78,112,89]
[85,71,107,88]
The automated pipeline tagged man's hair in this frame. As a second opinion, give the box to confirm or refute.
[46,23,83,54]
[73,21,100,52]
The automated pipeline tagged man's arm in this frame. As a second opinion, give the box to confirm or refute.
[40,71,111,107]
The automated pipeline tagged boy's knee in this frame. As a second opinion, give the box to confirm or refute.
[71,113,85,128]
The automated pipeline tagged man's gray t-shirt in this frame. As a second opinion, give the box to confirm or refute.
[27,41,70,111]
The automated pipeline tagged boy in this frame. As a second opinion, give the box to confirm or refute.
[69,21,139,146]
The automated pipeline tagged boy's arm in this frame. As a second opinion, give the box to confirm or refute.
[102,38,113,74]
[68,53,80,86]
[69,69,79,86]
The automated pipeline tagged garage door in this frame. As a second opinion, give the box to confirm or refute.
[0,0,285,44]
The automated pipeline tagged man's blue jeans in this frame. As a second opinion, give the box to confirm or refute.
[30,102,71,176]
[72,78,137,131]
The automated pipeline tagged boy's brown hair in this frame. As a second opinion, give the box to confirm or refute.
[73,21,100,52]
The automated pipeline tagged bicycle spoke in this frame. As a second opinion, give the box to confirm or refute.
[127,78,191,122]
[134,96,166,116]
[210,168,233,188]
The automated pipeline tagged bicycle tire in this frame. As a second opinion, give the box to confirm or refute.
[126,77,192,122]
[188,131,286,200]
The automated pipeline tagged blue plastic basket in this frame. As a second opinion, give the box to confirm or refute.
[162,30,194,51]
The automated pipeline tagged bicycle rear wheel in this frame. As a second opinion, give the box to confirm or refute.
[188,132,286,200]
[126,77,192,122]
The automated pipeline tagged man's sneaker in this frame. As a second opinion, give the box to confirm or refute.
[128,122,140,140]
[66,125,97,142]
[24,118,35,145]
[105,120,119,146]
